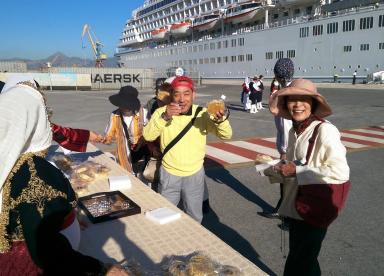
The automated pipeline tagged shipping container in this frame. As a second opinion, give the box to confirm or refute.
[48,67,154,90]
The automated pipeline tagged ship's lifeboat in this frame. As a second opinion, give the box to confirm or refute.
[170,21,191,35]
[151,27,168,40]
[193,13,221,32]
[224,2,262,24]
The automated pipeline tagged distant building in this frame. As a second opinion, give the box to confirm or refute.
[0,61,27,73]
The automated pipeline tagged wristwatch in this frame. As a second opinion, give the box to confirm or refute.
[161,112,171,121]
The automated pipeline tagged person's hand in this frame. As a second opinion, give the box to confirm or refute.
[164,103,182,119]
[89,131,104,143]
[280,153,287,160]
[101,136,113,144]
[274,161,296,177]
[211,110,225,122]
[106,264,130,276]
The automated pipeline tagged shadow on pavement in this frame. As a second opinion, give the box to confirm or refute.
[205,158,274,211]
[203,158,277,275]
[202,208,277,276]
[227,103,247,112]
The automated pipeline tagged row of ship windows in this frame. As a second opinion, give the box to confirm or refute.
[264,43,384,61]
[125,40,384,61]
[265,50,296,60]
[299,15,384,37]
[167,56,383,72]
[344,42,384,51]
[170,54,254,66]
[157,38,245,56]
[127,39,384,61]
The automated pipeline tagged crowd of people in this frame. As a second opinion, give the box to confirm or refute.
[0,59,351,275]
[241,74,265,113]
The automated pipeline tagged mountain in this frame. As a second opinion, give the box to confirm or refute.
[1,52,119,69]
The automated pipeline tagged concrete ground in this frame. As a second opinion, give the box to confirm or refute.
[46,83,384,275]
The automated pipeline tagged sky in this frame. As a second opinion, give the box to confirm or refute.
[0,0,143,60]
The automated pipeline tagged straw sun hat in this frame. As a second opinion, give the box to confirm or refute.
[269,79,332,120]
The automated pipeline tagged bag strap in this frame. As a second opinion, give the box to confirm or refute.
[162,106,203,158]
[304,121,324,165]
[119,107,145,148]
[119,110,132,149]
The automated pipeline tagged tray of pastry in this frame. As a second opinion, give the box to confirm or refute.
[78,191,141,223]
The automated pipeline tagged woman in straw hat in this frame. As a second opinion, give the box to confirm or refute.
[268,79,351,276]
[0,78,128,275]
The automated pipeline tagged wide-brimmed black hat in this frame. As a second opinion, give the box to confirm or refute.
[109,86,141,110]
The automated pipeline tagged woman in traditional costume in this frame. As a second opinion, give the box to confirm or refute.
[0,79,128,275]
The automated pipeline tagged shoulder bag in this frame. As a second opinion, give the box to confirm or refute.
[143,106,203,182]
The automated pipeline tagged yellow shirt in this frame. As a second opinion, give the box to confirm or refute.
[143,104,232,176]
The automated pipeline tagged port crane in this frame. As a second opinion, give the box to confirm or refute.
[81,24,107,67]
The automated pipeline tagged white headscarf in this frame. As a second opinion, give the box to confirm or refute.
[0,81,52,212]
[1,74,36,94]
[165,76,175,84]
[244,77,250,89]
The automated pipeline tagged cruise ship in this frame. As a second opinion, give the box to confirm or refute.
[115,0,384,81]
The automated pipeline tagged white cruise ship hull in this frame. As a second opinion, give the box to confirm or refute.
[117,1,384,81]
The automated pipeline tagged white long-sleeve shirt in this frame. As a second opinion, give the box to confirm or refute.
[278,120,350,219]
[274,116,292,155]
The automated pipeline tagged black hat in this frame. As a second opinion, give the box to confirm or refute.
[274,58,294,81]
[109,86,141,110]
[155,77,167,91]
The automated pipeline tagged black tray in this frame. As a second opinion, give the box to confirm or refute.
[78,191,141,223]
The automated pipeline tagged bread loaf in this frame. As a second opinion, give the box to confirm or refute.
[254,154,273,164]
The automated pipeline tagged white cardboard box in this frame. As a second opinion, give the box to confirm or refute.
[145,207,181,224]
[108,175,132,191]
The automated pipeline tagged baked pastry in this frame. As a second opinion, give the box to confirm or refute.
[254,154,273,164]
[167,260,187,276]
[207,100,225,115]
[186,254,216,276]
[217,265,242,275]
[157,90,171,104]
[52,154,73,173]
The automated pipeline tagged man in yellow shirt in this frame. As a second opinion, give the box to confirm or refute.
[143,76,232,222]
